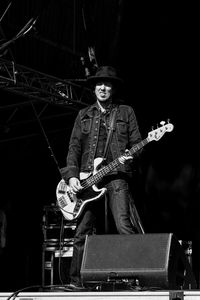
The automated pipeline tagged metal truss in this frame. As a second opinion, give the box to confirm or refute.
[0,57,91,109]
[0,58,92,142]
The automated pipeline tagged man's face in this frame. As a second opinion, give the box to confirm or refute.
[94,81,113,102]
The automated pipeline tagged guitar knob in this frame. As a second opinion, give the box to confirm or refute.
[160,121,166,126]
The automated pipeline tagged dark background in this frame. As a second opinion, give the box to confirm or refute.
[0,0,199,291]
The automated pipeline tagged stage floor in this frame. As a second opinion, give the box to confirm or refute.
[0,290,200,300]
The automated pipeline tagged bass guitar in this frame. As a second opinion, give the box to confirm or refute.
[56,121,174,221]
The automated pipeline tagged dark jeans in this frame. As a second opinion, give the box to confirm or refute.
[69,178,139,285]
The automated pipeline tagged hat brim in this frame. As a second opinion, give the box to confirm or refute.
[86,75,123,86]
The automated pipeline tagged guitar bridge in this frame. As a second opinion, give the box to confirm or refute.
[57,196,67,208]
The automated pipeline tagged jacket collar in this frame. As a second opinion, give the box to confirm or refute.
[83,101,117,118]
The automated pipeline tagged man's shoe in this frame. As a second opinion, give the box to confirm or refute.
[66,283,86,291]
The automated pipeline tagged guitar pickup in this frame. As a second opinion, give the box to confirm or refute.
[58,190,65,194]
[67,191,74,201]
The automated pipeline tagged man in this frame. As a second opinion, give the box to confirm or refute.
[61,66,144,289]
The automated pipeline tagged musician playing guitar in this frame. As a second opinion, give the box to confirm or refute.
[60,66,144,289]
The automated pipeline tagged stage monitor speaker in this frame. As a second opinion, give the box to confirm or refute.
[81,233,197,289]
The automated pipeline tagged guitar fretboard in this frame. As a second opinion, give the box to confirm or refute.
[83,137,149,189]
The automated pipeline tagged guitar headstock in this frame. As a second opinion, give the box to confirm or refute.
[147,121,174,142]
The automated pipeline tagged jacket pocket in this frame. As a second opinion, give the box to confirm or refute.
[116,120,128,135]
[81,118,92,134]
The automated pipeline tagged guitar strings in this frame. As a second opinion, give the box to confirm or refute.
[80,158,120,189]
[78,139,147,190]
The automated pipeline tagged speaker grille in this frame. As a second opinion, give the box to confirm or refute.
[81,233,196,289]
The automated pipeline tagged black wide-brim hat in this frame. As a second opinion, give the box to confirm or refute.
[87,66,123,86]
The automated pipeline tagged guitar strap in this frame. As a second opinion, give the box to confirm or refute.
[102,107,117,159]
[102,106,117,233]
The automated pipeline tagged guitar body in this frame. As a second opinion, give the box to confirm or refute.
[56,158,107,221]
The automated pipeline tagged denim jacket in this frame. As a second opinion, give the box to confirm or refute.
[61,102,142,182]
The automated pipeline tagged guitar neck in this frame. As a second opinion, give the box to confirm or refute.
[84,137,149,188]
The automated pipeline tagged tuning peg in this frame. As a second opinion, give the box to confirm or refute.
[160,121,166,126]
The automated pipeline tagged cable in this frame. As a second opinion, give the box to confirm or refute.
[58,214,65,285]
[0,18,38,52]
[0,2,12,23]
[6,285,41,300]
[30,101,62,178]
